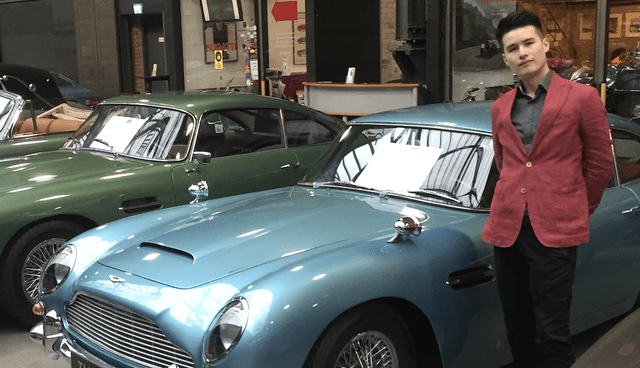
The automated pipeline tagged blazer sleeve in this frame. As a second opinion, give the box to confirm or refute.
[490,102,504,172]
[579,87,614,215]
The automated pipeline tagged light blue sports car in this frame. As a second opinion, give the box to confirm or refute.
[30,101,640,368]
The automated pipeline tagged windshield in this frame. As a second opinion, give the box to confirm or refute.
[303,125,498,209]
[64,104,195,161]
[0,94,15,137]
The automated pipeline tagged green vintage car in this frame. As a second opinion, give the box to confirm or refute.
[0,91,343,327]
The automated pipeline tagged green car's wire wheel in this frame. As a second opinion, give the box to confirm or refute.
[22,237,68,303]
[0,220,88,328]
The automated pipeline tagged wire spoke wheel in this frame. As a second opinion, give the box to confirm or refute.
[335,331,399,368]
[21,237,67,303]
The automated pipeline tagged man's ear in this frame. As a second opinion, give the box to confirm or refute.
[542,37,550,53]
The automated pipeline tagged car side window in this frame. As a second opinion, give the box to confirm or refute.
[612,128,640,184]
[282,110,337,147]
[196,109,284,157]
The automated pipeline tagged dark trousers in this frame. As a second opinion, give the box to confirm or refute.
[494,216,578,368]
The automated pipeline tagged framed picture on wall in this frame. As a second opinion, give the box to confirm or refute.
[610,14,623,38]
[293,13,306,65]
[578,14,593,40]
[544,17,563,41]
[204,22,239,63]
[626,12,640,38]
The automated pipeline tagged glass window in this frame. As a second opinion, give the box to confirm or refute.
[304,125,496,209]
[452,0,602,102]
[613,128,640,184]
[282,110,337,147]
[196,109,284,157]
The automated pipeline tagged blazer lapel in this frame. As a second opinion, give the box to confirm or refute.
[496,90,528,156]
[530,73,570,153]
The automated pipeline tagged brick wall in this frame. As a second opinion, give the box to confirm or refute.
[130,18,145,93]
[380,0,403,83]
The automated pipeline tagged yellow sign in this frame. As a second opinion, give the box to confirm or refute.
[214,50,223,69]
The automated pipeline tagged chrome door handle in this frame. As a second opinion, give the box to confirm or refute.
[280,162,300,169]
[622,206,640,214]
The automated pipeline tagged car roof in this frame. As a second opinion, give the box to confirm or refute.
[352,101,494,133]
[0,63,65,102]
[351,100,640,135]
[102,90,316,117]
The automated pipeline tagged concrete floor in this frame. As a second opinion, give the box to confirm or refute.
[0,310,630,368]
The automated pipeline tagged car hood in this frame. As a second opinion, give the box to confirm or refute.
[0,150,148,192]
[95,186,450,289]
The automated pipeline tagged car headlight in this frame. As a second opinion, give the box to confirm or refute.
[39,245,76,295]
[204,297,249,364]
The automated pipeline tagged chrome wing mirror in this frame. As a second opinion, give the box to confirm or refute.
[189,180,209,203]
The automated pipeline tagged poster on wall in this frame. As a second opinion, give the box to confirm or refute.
[609,14,623,38]
[293,13,306,65]
[626,13,640,38]
[578,14,593,40]
[205,22,239,63]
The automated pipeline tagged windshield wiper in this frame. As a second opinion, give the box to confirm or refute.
[92,138,119,158]
[408,189,463,205]
[312,181,373,191]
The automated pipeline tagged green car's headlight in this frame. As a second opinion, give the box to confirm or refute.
[39,245,76,295]
[205,297,249,363]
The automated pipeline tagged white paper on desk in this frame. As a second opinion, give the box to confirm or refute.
[355,143,442,192]
[91,116,146,152]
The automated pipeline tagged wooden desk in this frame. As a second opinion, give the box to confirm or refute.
[303,82,419,117]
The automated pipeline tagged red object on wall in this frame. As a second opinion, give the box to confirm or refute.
[271,1,298,21]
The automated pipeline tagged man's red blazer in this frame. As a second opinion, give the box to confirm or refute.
[482,73,614,248]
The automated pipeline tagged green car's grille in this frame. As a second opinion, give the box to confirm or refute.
[66,293,195,368]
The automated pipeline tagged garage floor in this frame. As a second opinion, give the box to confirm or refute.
[0,311,629,368]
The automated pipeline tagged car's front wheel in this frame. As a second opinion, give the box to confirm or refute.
[304,304,417,368]
[0,220,88,328]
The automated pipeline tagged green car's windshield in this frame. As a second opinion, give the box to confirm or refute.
[303,125,498,209]
[64,104,195,161]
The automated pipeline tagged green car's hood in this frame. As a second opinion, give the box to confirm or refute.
[0,149,150,193]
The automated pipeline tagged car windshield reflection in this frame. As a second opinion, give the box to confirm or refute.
[303,125,498,209]
[64,104,195,161]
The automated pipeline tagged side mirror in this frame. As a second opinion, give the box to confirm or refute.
[189,180,209,203]
[193,151,212,164]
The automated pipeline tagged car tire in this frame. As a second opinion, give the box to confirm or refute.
[0,220,87,328]
[304,304,417,368]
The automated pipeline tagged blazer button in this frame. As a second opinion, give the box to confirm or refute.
[526,161,532,167]
[521,188,527,194]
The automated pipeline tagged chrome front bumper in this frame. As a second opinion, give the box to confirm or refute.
[30,310,110,367]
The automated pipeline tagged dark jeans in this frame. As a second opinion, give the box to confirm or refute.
[494,216,578,368]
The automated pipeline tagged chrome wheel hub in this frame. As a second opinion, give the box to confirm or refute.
[22,238,66,302]
[335,331,398,368]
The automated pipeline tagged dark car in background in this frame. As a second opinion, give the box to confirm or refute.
[0,64,91,158]
[49,71,101,107]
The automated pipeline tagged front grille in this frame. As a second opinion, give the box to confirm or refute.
[66,293,195,368]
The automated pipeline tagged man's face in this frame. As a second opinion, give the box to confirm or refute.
[502,25,550,80]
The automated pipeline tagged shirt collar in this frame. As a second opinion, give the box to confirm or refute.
[517,70,553,96]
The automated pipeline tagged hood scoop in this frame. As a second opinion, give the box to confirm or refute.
[139,242,194,263]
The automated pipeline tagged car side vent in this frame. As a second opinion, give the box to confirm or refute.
[140,242,195,262]
[120,197,163,214]
[446,265,495,290]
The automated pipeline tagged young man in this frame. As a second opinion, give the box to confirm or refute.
[482,10,614,368]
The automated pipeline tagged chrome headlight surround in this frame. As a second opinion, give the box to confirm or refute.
[39,245,76,295]
[204,297,249,364]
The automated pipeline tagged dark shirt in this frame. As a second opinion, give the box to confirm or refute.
[511,71,553,151]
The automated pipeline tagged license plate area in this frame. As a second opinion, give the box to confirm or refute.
[71,352,106,368]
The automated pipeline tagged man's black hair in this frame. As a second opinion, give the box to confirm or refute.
[495,10,543,50]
